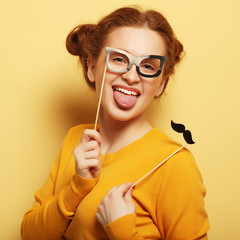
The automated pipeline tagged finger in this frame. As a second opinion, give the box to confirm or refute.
[124,187,133,202]
[97,203,107,223]
[80,130,91,144]
[76,140,100,155]
[84,140,101,151]
[83,159,101,169]
[83,149,100,159]
[116,182,135,196]
[96,211,105,227]
[81,129,102,144]
[105,186,118,197]
[96,207,110,227]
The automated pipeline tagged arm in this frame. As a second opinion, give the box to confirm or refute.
[156,150,210,240]
[21,128,102,240]
[21,155,99,240]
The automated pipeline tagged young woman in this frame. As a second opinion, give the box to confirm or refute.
[21,6,210,240]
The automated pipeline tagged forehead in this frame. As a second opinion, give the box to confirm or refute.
[104,26,167,56]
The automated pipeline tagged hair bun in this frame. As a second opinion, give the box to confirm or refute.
[174,40,184,65]
[66,24,96,57]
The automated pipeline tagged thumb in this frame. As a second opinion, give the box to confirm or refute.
[80,131,91,144]
[124,186,133,202]
[119,182,134,200]
[118,182,134,194]
[80,129,102,145]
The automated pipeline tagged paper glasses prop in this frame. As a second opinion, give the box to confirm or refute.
[94,47,167,130]
[131,121,195,188]
[105,47,167,78]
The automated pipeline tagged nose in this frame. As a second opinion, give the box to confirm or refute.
[121,64,140,84]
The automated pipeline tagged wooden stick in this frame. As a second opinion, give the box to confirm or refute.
[131,143,187,188]
[94,65,107,131]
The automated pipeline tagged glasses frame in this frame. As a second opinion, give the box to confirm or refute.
[105,47,167,78]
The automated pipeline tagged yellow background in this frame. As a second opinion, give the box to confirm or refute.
[0,0,239,239]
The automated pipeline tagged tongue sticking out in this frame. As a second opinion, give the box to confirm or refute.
[113,90,138,109]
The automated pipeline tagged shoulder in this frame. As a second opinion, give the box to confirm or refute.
[141,128,184,159]
[147,128,203,185]
[166,149,201,178]
[146,127,180,147]
[160,147,205,199]
[127,128,193,176]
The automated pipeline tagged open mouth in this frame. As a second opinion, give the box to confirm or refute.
[112,86,140,97]
[112,85,141,109]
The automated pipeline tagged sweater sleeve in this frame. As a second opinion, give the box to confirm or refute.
[104,214,145,240]
[157,150,210,240]
[21,127,99,240]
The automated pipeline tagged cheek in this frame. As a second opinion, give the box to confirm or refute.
[95,68,108,96]
[145,78,162,97]
[95,71,116,101]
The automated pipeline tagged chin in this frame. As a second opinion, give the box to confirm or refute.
[103,104,144,123]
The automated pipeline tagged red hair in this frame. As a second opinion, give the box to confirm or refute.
[66,6,184,92]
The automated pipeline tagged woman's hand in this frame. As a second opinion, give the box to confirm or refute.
[73,129,102,179]
[96,182,136,227]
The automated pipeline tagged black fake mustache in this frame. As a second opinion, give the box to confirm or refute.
[171,120,195,144]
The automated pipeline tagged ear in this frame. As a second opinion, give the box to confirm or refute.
[87,57,96,83]
[155,75,169,97]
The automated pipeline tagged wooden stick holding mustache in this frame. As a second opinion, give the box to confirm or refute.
[131,143,187,188]
[131,121,195,188]
[94,65,107,131]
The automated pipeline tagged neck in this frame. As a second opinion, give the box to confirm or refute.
[99,110,152,155]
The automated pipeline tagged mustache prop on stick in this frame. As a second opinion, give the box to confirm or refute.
[170,120,195,144]
[131,121,195,188]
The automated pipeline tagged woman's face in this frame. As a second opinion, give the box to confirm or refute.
[87,26,167,122]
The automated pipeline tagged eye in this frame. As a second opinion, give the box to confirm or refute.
[140,58,160,74]
[113,57,126,63]
[109,51,128,66]
[141,64,155,71]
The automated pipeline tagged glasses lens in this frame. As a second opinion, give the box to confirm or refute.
[139,58,161,76]
[109,51,129,72]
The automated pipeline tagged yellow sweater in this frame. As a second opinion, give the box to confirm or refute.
[21,124,210,240]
